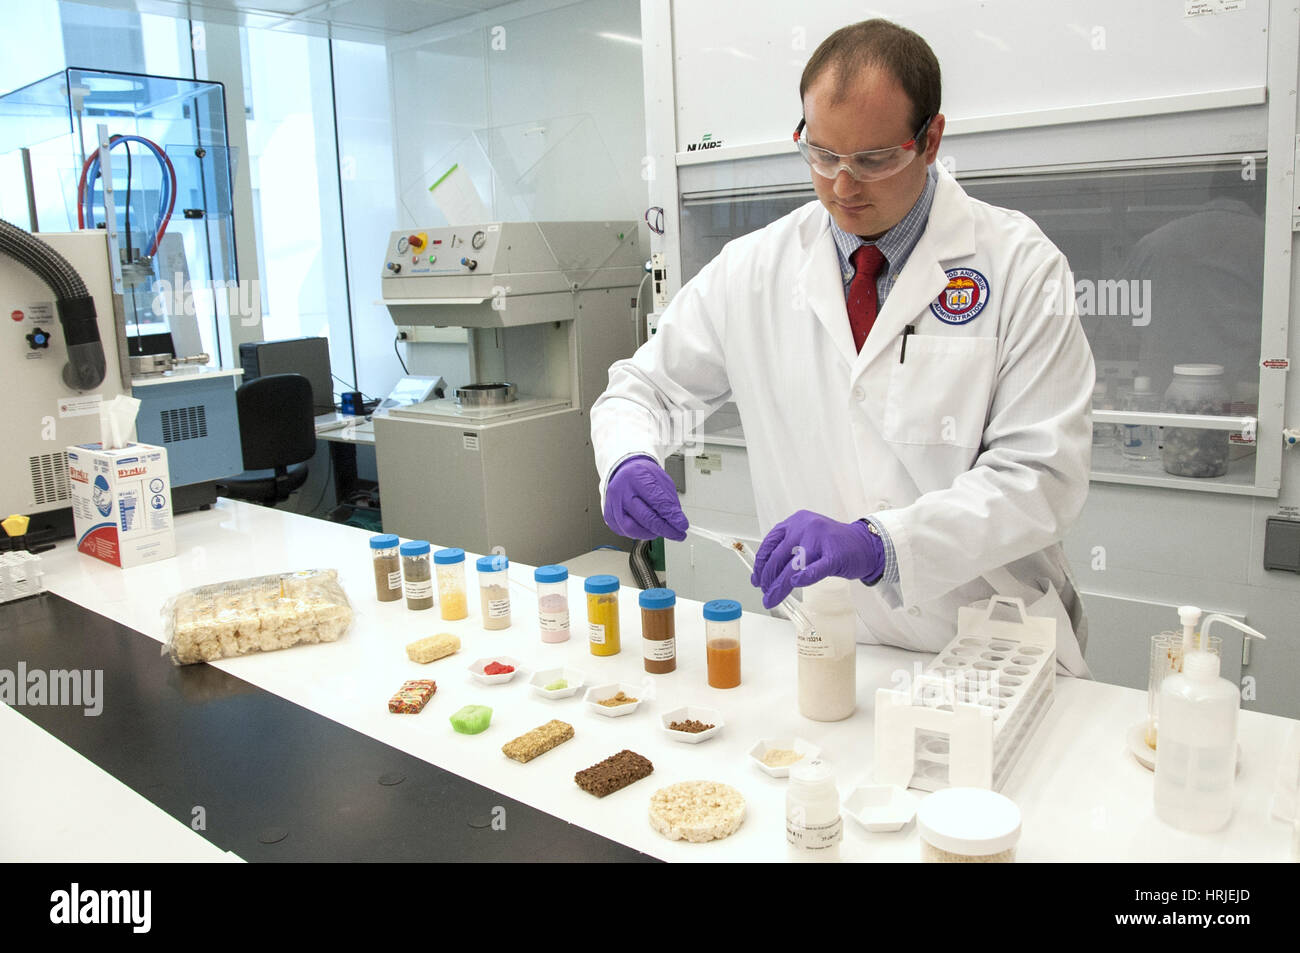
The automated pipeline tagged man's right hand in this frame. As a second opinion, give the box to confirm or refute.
[602,455,689,541]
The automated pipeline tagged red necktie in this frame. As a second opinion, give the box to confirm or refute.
[847,244,887,353]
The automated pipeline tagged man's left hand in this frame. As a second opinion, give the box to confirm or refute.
[751,510,884,609]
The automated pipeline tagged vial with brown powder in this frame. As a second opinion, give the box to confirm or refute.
[639,588,676,674]
[476,554,511,630]
[370,534,402,602]
[400,540,434,611]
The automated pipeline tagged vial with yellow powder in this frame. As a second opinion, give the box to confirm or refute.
[434,548,469,621]
[584,574,621,657]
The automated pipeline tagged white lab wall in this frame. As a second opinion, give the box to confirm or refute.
[649,1,1300,717]
[370,0,646,394]
[670,0,1268,149]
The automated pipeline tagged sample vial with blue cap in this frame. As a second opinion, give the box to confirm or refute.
[640,588,677,674]
[585,574,621,657]
[535,565,570,642]
[477,553,511,630]
[704,598,742,688]
[370,533,402,603]
[400,540,433,611]
[434,548,468,620]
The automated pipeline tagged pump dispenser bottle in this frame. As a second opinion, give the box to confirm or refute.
[1154,612,1267,832]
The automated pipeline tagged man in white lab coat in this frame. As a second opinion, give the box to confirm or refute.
[591,20,1096,675]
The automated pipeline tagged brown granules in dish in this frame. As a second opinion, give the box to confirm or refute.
[597,691,637,707]
[668,719,714,733]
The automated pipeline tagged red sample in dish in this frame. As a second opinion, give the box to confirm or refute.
[483,661,515,675]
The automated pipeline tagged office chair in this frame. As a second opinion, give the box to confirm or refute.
[217,373,317,506]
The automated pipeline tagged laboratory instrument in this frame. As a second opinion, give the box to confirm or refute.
[1,69,244,516]
[375,221,642,565]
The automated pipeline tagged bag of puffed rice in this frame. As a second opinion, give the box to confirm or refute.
[162,569,353,665]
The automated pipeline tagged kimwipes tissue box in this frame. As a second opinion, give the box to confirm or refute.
[66,443,175,568]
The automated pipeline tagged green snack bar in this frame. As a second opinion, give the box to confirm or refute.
[544,679,568,691]
[450,704,493,734]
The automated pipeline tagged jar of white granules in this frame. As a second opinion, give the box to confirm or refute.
[916,787,1021,863]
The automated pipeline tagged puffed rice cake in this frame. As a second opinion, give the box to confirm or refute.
[648,780,745,843]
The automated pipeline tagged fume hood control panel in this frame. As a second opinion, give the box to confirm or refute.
[382,225,502,279]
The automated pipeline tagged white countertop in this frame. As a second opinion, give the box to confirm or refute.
[0,703,241,862]
[6,500,1297,862]
[315,412,375,444]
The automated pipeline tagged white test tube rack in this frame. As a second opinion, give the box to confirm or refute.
[874,595,1056,792]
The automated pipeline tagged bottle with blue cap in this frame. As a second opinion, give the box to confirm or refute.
[704,598,742,689]
[535,565,570,642]
[434,548,468,620]
[585,574,621,657]
[640,588,677,674]
[370,534,402,603]
[477,553,511,630]
[399,540,433,611]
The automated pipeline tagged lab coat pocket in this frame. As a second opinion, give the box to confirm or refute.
[881,336,997,448]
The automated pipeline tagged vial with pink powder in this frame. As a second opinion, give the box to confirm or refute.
[534,564,570,642]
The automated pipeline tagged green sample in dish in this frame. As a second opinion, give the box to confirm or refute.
[450,704,493,734]
[544,679,568,691]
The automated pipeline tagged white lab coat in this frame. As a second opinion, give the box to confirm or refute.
[591,163,1096,675]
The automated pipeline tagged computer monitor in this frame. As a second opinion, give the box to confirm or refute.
[239,337,335,414]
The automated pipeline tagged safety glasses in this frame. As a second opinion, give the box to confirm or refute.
[793,116,931,182]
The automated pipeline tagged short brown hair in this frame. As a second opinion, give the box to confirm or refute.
[800,19,941,146]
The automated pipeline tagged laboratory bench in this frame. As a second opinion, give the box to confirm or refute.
[1,499,1295,863]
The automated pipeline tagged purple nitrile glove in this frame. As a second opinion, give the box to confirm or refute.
[602,455,689,541]
[750,509,884,609]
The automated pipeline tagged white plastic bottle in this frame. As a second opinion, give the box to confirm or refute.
[798,578,857,721]
[786,760,842,861]
[1153,648,1239,832]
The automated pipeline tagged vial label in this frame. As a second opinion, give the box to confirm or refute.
[487,597,510,619]
[588,622,605,645]
[540,611,570,632]
[643,636,675,661]
[797,626,832,659]
[786,816,843,851]
[387,570,402,591]
[405,579,433,600]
